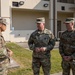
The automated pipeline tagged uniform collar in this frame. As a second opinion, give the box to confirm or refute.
[37,28,46,34]
[67,29,75,32]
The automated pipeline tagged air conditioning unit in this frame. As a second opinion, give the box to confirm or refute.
[12,2,19,7]
[12,1,24,7]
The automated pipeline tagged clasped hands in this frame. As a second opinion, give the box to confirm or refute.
[63,56,72,61]
[35,47,46,52]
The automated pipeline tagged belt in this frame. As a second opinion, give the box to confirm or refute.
[0,56,7,59]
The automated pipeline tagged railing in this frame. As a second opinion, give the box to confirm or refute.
[43,0,74,3]
[58,31,64,38]
[57,0,74,4]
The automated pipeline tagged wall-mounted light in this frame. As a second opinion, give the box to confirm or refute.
[19,1,24,6]
[43,3,48,7]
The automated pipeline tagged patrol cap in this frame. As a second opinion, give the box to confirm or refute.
[0,17,7,25]
[36,17,45,23]
[64,18,75,23]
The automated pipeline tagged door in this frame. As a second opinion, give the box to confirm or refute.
[57,21,61,38]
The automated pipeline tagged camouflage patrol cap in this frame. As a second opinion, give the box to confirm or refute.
[65,18,75,23]
[0,17,7,25]
[36,17,45,23]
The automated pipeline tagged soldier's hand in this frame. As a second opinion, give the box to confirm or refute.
[67,56,72,61]
[7,49,13,57]
[35,47,41,52]
[63,56,72,61]
[63,56,68,61]
[40,47,46,52]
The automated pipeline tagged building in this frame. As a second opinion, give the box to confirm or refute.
[0,0,75,42]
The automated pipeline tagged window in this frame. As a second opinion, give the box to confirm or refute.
[61,6,65,10]
[57,0,67,3]
[57,0,74,4]
[68,0,74,3]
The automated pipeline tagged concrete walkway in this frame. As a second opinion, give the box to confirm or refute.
[16,41,59,49]
[8,57,20,69]
[51,72,62,75]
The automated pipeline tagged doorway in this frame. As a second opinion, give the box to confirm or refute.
[57,20,61,38]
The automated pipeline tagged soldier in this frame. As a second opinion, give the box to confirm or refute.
[59,18,75,75]
[0,17,13,75]
[28,17,55,75]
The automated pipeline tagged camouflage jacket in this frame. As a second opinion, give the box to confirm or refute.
[0,32,8,57]
[28,28,55,58]
[59,30,75,59]
[0,33,5,47]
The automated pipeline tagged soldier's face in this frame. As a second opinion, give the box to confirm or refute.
[37,23,45,31]
[1,25,6,31]
[0,23,6,31]
[65,22,74,30]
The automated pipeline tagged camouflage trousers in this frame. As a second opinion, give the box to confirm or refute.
[0,57,9,75]
[61,60,75,75]
[32,57,50,75]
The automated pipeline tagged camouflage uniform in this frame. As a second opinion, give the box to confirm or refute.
[59,18,75,75]
[0,32,9,75]
[0,17,9,75]
[28,28,55,75]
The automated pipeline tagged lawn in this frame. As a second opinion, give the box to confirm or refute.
[6,42,62,75]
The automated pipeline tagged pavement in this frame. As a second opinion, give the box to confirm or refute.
[16,41,59,49]
[51,72,62,75]
[8,57,20,69]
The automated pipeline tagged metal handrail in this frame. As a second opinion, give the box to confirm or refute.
[58,31,64,38]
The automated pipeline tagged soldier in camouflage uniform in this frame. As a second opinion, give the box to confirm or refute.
[59,18,75,75]
[0,17,13,75]
[28,17,55,75]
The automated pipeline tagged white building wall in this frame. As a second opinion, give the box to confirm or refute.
[57,2,75,12]
[1,0,10,17]
[12,10,49,30]
[11,0,49,11]
[10,9,49,42]
[11,0,75,12]
[10,30,34,42]
[1,0,10,41]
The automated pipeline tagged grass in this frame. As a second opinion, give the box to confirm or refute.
[51,49,62,73]
[6,42,62,75]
